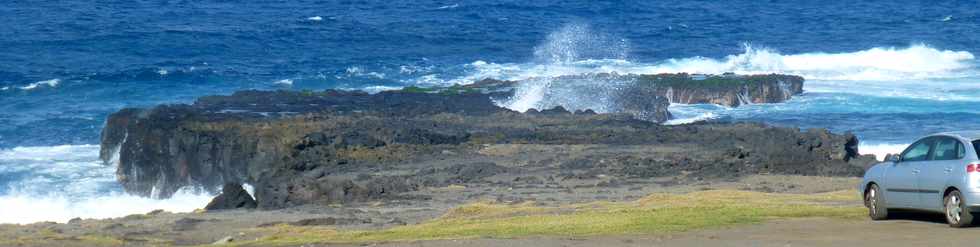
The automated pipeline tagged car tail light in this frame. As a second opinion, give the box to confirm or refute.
[969,163,980,173]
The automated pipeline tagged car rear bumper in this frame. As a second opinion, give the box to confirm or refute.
[964,191,980,210]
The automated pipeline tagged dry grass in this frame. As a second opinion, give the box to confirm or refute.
[0,227,126,247]
[229,189,865,246]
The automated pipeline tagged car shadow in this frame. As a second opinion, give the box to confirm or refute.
[886,209,949,225]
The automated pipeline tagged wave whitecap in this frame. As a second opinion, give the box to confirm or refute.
[0,189,213,224]
[485,24,972,113]
[440,25,978,111]
[19,79,60,90]
[858,143,909,161]
[454,44,976,84]
[0,145,213,224]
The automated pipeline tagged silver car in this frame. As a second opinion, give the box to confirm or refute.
[861,131,980,227]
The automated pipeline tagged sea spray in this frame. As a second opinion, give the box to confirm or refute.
[0,188,213,224]
[501,23,638,113]
[858,143,910,161]
[456,44,976,84]
[0,145,213,224]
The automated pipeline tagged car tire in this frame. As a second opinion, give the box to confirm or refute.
[866,184,888,220]
[945,190,973,228]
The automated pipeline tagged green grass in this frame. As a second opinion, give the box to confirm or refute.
[0,228,127,247]
[400,86,439,94]
[632,73,803,88]
[439,84,480,95]
[229,190,865,246]
[399,85,480,95]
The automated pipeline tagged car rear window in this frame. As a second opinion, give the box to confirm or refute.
[933,137,963,160]
[974,140,980,159]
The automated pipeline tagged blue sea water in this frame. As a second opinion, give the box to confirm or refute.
[3,0,980,223]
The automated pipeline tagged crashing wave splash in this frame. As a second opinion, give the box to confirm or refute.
[0,187,213,224]
[498,23,638,112]
[432,23,979,112]
[0,145,213,224]
[858,143,910,161]
[452,43,975,84]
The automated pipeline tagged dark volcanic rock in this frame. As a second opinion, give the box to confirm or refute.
[172,218,205,231]
[205,183,257,210]
[645,73,804,107]
[100,76,864,209]
[100,90,508,198]
[287,217,372,226]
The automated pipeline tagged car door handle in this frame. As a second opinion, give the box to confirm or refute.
[912,169,920,174]
[945,167,953,173]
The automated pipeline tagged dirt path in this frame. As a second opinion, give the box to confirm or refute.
[335,214,976,247]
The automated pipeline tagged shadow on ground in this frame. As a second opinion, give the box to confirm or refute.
[885,210,949,225]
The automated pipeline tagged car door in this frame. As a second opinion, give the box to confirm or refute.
[917,136,965,211]
[885,138,933,208]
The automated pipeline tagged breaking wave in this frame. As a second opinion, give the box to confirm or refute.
[858,143,909,161]
[498,23,636,112]
[0,188,213,224]
[0,145,213,224]
[442,24,979,113]
[19,79,61,90]
[663,104,725,125]
[655,43,976,81]
[454,43,975,84]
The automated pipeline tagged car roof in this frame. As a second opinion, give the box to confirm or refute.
[935,131,980,140]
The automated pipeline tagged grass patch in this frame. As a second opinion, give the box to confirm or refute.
[400,85,480,95]
[636,73,802,88]
[230,190,864,246]
[0,228,126,247]
[400,86,439,94]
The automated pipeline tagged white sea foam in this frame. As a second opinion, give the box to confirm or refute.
[308,16,323,21]
[336,85,402,94]
[399,65,434,75]
[452,40,976,112]
[341,66,386,79]
[400,40,976,107]
[658,43,974,81]
[502,77,555,112]
[274,79,294,85]
[664,112,717,125]
[0,188,213,224]
[437,3,459,10]
[20,79,60,90]
[0,144,99,162]
[360,85,402,94]
[858,143,909,161]
[242,183,256,200]
[497,23,636,112]
[449,43,975,85]
[0,145,213,224]
[662,104,729,125]
[407,74,446,86]
[376,23,980,122]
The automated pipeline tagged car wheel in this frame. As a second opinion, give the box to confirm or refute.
[866,184,888,220]
[945,190,974,228]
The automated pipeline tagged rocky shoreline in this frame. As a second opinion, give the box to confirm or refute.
[98,73,871,209]
[0,73,884,246]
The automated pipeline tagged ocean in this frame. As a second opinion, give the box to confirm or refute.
[2,0,980,224]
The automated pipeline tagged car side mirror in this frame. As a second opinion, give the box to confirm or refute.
[885,154,901,163]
